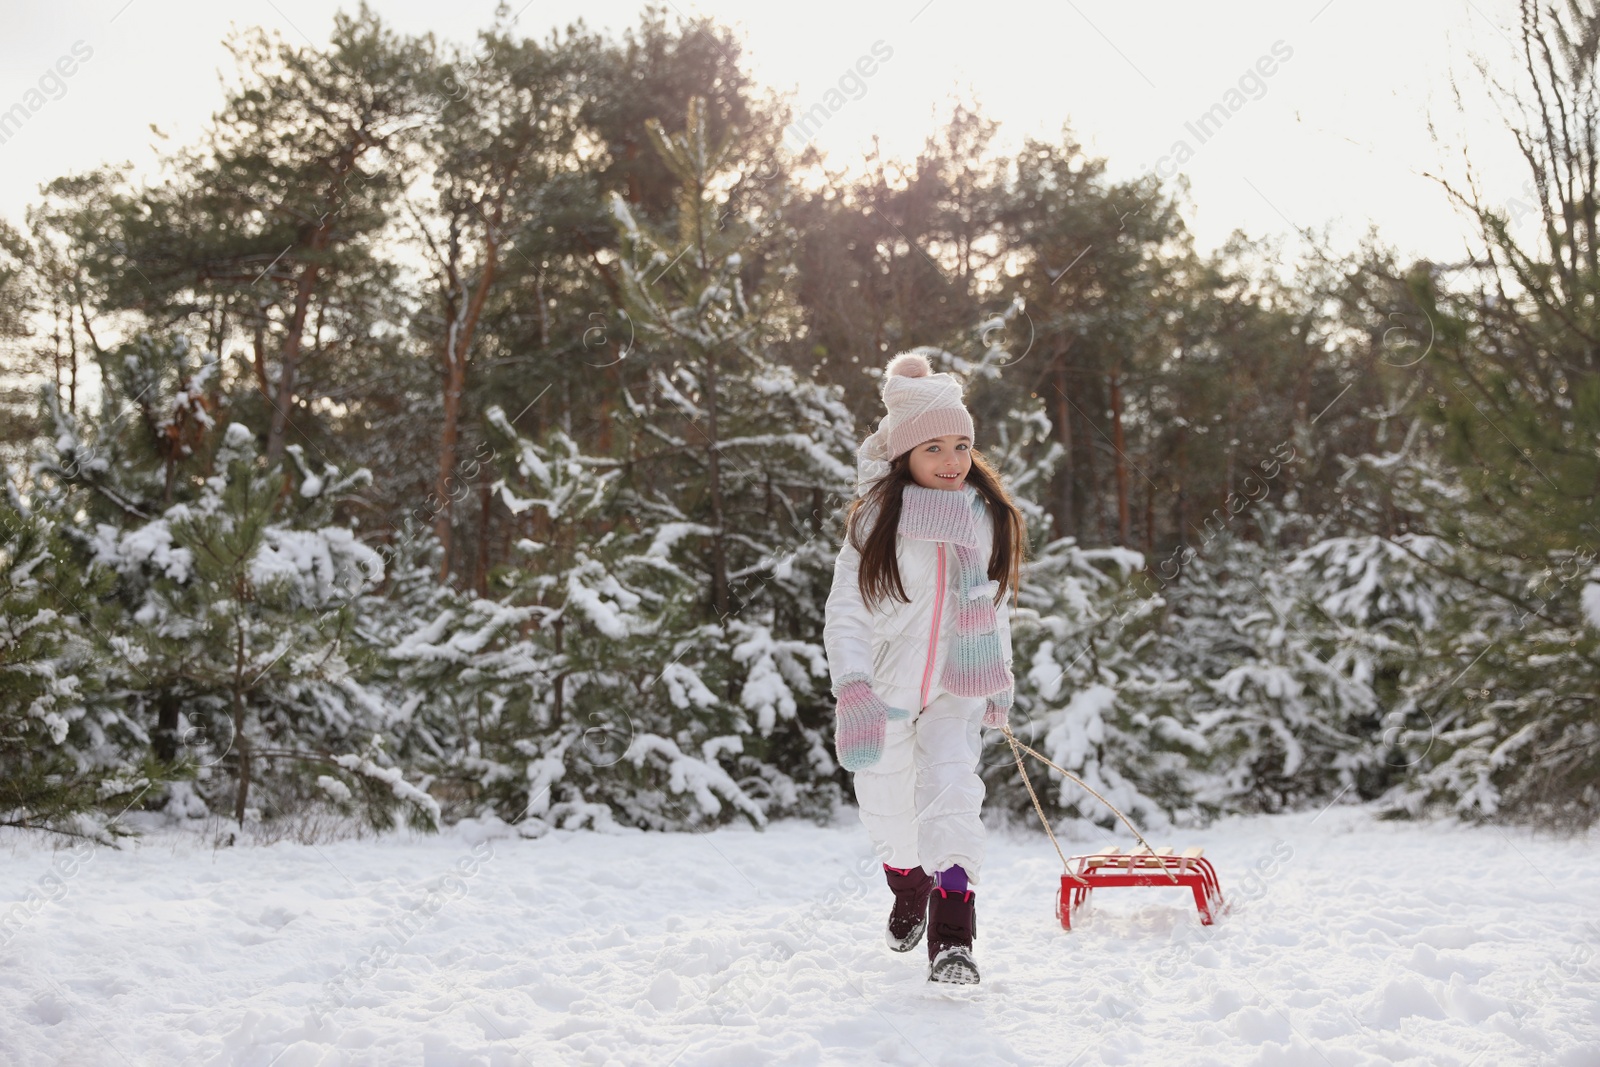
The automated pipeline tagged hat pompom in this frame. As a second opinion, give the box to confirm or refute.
[885,352,932,379]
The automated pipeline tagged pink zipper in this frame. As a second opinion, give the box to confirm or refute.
[920,543,945,710]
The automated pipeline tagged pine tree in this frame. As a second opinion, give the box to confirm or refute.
[1001,531,1188,830]
[1337,436,1600,825]
[1345,0,1600,825]
[571,95,859,829]
[0,469,149,838]
[83,420,436,829]
[27,331,439,832]
[1172,523,1378,814]
[478,406,683,831]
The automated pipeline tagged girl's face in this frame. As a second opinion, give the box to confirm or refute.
[907,434,973,491]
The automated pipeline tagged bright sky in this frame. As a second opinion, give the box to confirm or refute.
[0,0,1529,267]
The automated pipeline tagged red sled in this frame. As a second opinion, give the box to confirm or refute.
[1057,846,1224,930]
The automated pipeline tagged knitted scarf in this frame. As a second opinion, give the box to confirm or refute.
[897,483,1011,698]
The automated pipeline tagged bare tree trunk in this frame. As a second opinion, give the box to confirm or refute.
[434,336,465,578]
[266,143,362,463]
[1143,465,1156,555]
[1050,354,1076,540]
[66,300,78,415]
[1174,425,1190,552]
[704,345,731,619]
[74,296,108,416]
[551,616,565,726]
[433,227,499,582]
[209,302,227,413]
[233,723,251,827]
[232,624,250,827]
[266,252,325,464]
[1109,359,1131,546]
[51,299,63,406]
[1082,376,1105,545]
[251,304,271,400]
[153,692,180,765]
[471,479,493,596]
[600,363,624,456]
[535,270,549,346]
[1223,422,1236,504]
[1222,359,1238,502]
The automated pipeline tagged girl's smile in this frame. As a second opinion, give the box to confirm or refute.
[908,434,973,491]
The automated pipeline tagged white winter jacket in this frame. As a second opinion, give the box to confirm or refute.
[824,493,1014,714]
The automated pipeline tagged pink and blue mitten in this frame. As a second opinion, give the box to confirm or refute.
[982,678,1014,730]
[834,677,889,771]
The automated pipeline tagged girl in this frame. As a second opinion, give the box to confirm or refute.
[823,351,1026,985]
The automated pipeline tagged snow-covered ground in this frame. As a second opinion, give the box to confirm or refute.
[2,806,1597,1066]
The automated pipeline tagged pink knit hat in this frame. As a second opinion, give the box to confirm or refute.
[855,349,974,491]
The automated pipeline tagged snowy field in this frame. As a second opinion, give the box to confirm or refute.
[2,806,1597,1066]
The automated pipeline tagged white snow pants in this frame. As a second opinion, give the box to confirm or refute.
[851,688,988,885]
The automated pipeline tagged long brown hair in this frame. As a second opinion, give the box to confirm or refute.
[844,448,1027,613]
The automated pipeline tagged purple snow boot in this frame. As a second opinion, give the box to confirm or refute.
[884,864,935,952]
[926,887,980,984]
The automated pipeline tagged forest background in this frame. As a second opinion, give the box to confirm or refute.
[2,0,1597,841]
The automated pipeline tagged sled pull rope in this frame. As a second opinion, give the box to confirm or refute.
[1001,724,1178,886]
[1004,726,1090,887]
